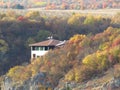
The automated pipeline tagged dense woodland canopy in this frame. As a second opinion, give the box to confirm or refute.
[0,10,120,80]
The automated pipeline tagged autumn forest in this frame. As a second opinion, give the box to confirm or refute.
[0,9,120,89]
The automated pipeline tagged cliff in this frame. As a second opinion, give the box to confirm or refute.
[1,68,120,90]
[1,72,52,90]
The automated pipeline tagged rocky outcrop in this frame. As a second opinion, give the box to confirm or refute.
[101,78,120,90]
[55,77,120,90]
[1,72,120,90]
[1,72,53,90]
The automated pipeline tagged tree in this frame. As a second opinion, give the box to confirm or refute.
[17,16,27,21]
[0,39,9,53]
[25,11,40,20]
[69,34,86,44]
[35,30,51,42]
[26,37,35,46]
[84,15,95,25]
[67,14,84,27]
[7,66,24,81]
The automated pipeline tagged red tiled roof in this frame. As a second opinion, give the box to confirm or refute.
[29,39,61,46]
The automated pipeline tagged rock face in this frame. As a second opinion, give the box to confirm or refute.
[1,72,52,90]
[1,77,13,90]
[54,78,120,90]
[1,72,120,90]
[102,78,120,90]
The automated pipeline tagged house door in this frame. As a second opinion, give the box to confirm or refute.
[33,54,36,58]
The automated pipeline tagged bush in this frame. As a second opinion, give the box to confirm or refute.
[65,70,75,81]
[65,65,96,82]
[82,51,109,71]
[110,46,120,64]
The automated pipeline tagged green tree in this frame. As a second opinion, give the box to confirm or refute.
[0,39,9,53]
[35,30,51,42]
[84,15,95,25]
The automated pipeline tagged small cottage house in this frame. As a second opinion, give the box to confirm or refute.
[29,38,66,59]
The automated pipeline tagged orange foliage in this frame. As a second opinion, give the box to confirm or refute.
[112,38,120,47]
[17,16,27,21]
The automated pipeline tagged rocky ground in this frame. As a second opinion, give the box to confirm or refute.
[0,65,120,90]
[55,64,120,90]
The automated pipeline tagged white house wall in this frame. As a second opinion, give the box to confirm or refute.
[31,51,48,58]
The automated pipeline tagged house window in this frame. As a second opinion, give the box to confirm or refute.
[40,47,43,50]
[45,47,48,51]
[45,46,48,50]
[32,46,42,51]
[32,46,35,50]
[32,46,51,51]
[35,47,39,51]
[42,47,45,51]
[39,47,45,51]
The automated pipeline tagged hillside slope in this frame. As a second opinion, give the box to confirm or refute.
[0,10,117,75]
[1,27,120,90]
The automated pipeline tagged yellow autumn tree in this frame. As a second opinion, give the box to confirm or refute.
[69,34,86,44]
[7,66,25,83]
[82,54,96,67]
[84,14,95,25]
[82,50,109,71]
[65,70,75,81]
[67,13,84,26]
[25,11,40,20]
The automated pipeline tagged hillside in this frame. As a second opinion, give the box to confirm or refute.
[1,27,120,90]
[0,10,119,90]
[1,10,119,75]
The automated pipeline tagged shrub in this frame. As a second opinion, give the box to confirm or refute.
[110,46,120,64]
[82,51,109,71]
[65,70,75,81]
[65,65,96,82]
[7,66,25,82]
